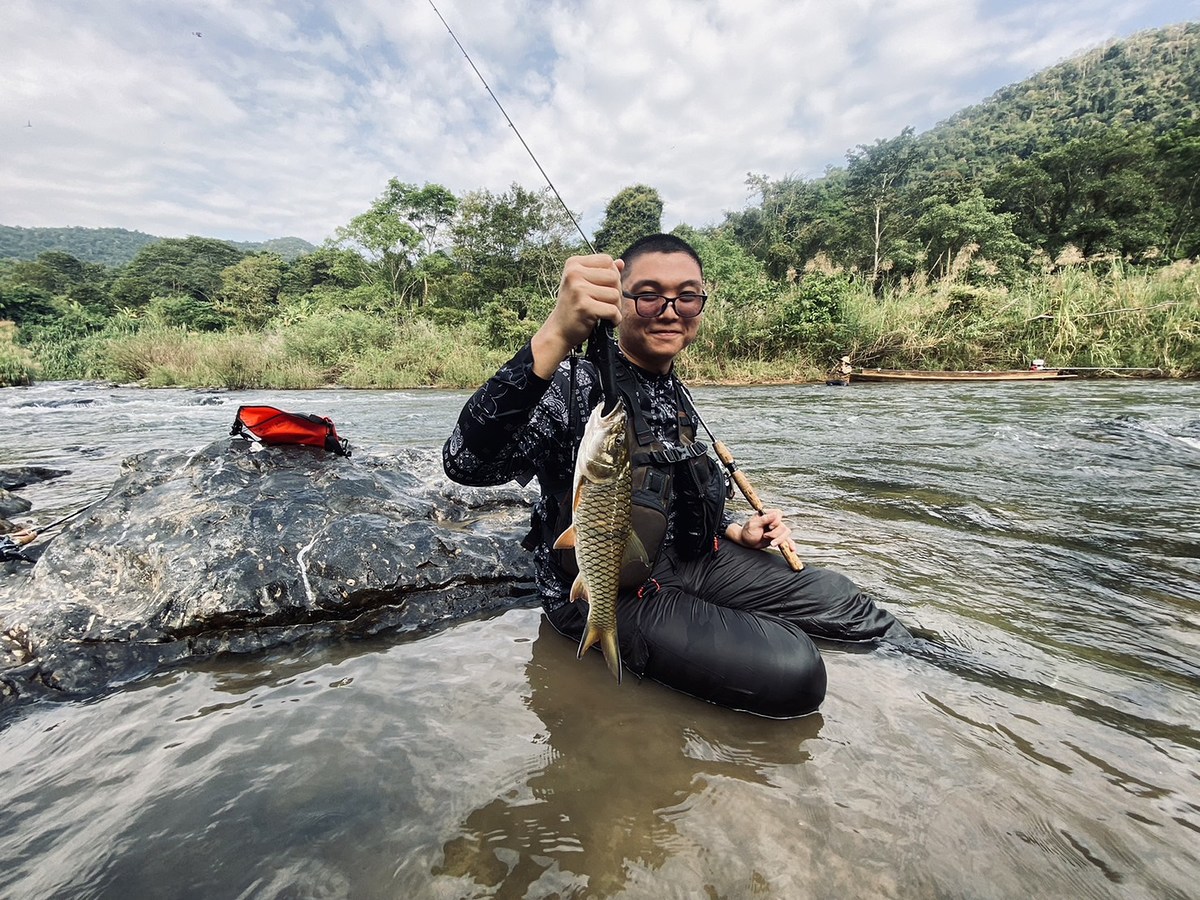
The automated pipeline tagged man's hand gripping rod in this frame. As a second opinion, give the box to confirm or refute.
[682,388,805,571]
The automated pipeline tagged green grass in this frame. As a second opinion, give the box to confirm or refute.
[830,257,1200,375]
[17,260,1200,388]
[0,321,37,386]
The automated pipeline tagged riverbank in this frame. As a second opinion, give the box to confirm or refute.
[5,258,1198,389]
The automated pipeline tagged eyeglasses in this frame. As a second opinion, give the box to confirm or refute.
[622,291,708,319]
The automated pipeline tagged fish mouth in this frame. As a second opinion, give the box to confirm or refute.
[594,401,627,429]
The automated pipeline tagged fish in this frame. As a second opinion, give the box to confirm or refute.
[553,399,647,683]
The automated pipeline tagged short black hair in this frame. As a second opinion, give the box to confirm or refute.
[618,233,704,279]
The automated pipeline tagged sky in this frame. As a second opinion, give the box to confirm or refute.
[2,0,1197,247]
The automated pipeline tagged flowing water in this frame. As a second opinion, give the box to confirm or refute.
[1,378,1198,899]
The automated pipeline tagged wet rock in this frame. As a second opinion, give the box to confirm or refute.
[0,466,71,491]
[0,489,32,517]
[0,439,536,708]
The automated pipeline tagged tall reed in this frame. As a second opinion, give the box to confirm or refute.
[0,320,37,386]
[22,261,1200,389]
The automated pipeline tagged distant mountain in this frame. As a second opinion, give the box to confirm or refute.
[921,21,1200,174]
[229,236,319,260]
[725,21,1200,277]
[0,226,161,268]
[0,225,317,267]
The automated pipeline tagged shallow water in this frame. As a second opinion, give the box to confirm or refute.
[2,379,1198,898]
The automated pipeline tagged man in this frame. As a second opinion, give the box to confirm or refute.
[443,234,907,717]
[827,355,853,385]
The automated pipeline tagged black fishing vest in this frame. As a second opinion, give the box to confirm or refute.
[531,360,728,588]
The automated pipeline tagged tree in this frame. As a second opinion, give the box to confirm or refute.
[111,237,244,308]
[35,251,86,289]
[281,246,370,297]
[0,251,101,326]
[1,258,72,294]
[844,127,921,286]
[988,123,1168,259]
[146,294,231,331]
[1156,119,1200,258]
[219,253,286,329]
[331,179,458,302]
[914,188,1030,283]
[726,171,853,279]
[0,283,55,327]
[449,183,581,310]
[681,228,779,306]
[593,185,664,254]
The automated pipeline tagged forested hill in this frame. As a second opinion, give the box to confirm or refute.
[0,226,159,267]
[924,21,1200,172]
[727,21,1200,284]
[0,226,316,266]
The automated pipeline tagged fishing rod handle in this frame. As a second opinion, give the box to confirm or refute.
[777,538,805,571]
[713,441,805,571]
[714,441,766,510]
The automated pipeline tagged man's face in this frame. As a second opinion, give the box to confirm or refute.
[617,251,704,374]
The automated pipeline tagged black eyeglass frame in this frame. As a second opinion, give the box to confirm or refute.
[621,291,708,319]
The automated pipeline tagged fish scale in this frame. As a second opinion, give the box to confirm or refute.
[553,400,646,683]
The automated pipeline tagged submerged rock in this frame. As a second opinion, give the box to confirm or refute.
[1,466,69,524]
[0,488,32,518]
[0,466,71,492]
[0,439,536,708]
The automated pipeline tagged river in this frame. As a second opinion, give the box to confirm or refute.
[1,378,1198,899]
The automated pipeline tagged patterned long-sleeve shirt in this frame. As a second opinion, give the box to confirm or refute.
[443,341,730,611]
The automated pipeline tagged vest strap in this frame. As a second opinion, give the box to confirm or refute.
[630,442,710,467]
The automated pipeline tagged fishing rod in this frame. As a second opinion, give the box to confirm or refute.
[429,0,801,563]
[424,0,619,411]
[0,497,102,561]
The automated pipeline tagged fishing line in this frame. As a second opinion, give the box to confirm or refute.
[424,0,595,253]
[426,0,618,413]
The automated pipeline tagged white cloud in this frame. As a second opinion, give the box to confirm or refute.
[0,0,1195,245]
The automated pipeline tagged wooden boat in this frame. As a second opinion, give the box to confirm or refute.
[853,368,1077,383]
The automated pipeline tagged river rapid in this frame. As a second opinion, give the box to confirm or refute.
[1,378,1198,899]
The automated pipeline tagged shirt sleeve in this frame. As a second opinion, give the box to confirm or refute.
[442,342,601,488]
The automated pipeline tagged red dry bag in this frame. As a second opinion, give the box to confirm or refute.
[230,405,351,457]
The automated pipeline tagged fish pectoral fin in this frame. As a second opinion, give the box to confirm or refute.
[568,573,589,602]
[552,524,577,550]
[622,530,650,567]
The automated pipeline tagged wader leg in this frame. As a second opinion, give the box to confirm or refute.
[669,542,910,642]
[543,542,907,717]
[546,586,827,718]
[623,590,827,718]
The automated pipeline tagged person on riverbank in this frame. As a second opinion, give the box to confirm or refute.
[442,233,909,717]
[827,355,853,385]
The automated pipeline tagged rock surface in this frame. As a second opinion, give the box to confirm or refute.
[1,466,69,531]
[0,439,536,708]
[0,488,32,518]
[0,466,71,492]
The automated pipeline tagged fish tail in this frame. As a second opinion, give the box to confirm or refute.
[577,623,622,684]
[601,628,622,684]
